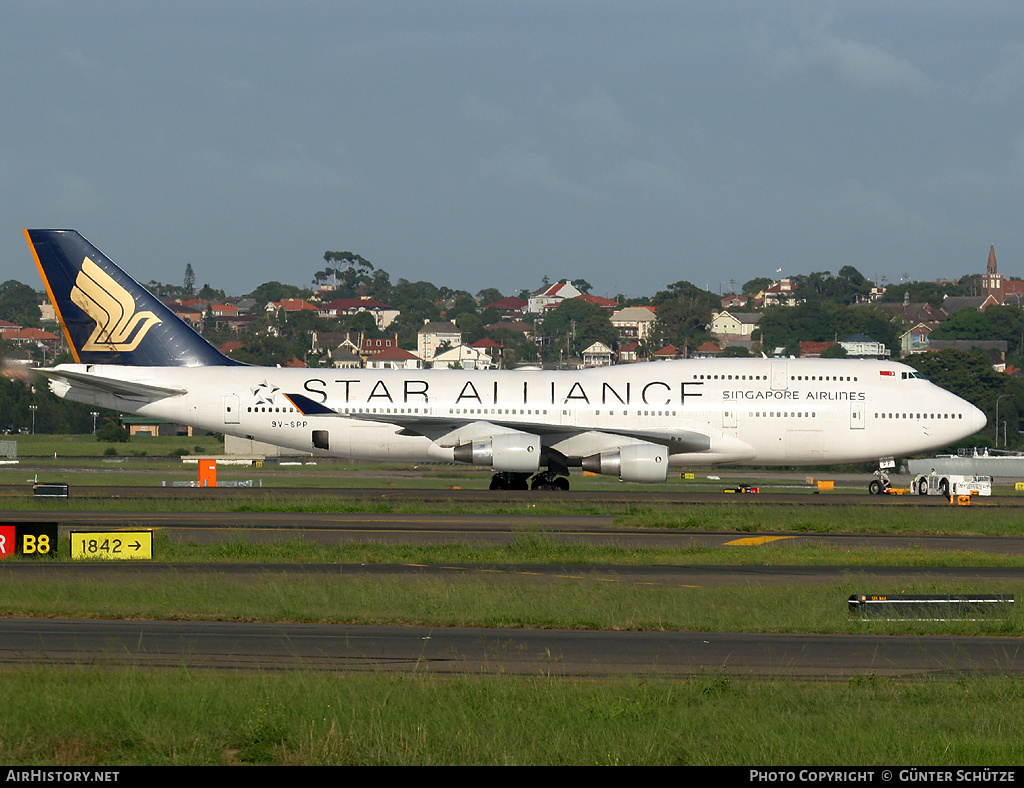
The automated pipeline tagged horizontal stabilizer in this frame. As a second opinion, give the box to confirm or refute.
[35,368,186,400]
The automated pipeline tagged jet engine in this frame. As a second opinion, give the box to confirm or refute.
[581,443,669,483]
[452,433,541,473]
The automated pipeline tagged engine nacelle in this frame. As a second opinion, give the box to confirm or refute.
[581,443,669,483]
[452,433,541,473]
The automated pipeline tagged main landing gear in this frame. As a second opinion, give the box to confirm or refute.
[489,472,528,490]
[488,470,570,491]
[529,470,570,491]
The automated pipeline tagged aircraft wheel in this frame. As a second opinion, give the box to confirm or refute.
[554,477,570,491]
[868,480,884,495]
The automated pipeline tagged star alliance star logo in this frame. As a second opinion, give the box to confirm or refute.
[252,380,279,405]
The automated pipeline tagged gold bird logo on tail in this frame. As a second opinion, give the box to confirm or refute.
[70,257,162,352]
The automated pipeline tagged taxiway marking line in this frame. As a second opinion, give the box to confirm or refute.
[724,536,798,546]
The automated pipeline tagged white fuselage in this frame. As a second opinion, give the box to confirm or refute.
[47,358,986,468]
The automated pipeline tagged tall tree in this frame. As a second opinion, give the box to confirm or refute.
[904,349,1024,447]
[0,281,42,328]
[539,299,616,359]
[476,288,504,306]
[650,281,717,352]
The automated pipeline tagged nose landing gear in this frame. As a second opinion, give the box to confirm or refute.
[868,457,896,495]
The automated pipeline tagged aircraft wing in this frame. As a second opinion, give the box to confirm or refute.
[283,392,712,453]
[283,392,567,443]
[35,367,187,401]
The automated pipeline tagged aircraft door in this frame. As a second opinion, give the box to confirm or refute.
[223,395,240,424]
[850,402,865,430]
[771,362,788,391]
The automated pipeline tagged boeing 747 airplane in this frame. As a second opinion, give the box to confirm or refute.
[23,229,986,491]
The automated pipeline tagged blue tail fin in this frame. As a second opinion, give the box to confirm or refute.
[24,229,240,366]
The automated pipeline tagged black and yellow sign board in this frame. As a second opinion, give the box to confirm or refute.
[0,523,58,559]
[69,531,153,560]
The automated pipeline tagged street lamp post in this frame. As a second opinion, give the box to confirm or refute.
[28,405,37,435]
[90,411,99,435]
[995,395,1011,447]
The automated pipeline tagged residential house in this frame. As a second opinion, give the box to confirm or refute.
[365,346,424,370]
[573,293,618,309]
[468,337,503,365]
[5,327,62,356]
[482,296,528,316]
[323,346,363,369]
[898,323,940,355]
[167,304,204,328]
[652,345,682,360]
[692,342,722,358]
[214,314,261,333]
[753,278,802,309]
[417,320,462,363]
[710,310,762,340]
[610,306,657,341]
[941,295,999,315]
[527,281,582,313]
[799,341,833,358]
[266,298,319,316]
[208,303,237,317]
[926,340,1008,372]
[838,334,891,359]
[359,334,402,364]
[581,341,614,366]
[432,344,493,370]
[618,341,643,363]
[311,330,400,365]
[310,330,359,355]
[484,320,534,342]
[318,297,399,330]
[875,300,947,325]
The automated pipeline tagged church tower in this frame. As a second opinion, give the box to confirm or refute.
[985,244,1002,302]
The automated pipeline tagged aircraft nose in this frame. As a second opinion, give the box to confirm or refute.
[970,403,987,434]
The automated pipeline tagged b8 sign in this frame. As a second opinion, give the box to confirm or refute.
[0,523,58,558]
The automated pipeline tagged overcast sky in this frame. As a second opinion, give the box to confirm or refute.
[3,1,1024,300]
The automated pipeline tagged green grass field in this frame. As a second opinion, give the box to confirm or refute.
[3,670,1023,765]
[3,435,1024,765]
